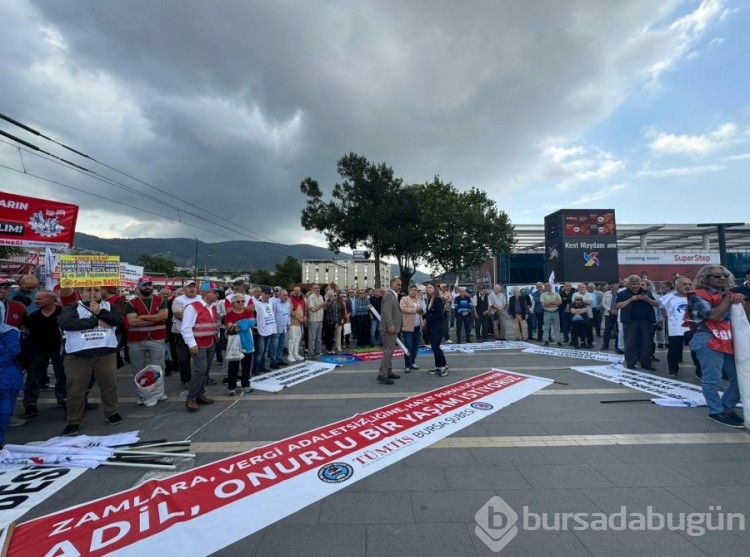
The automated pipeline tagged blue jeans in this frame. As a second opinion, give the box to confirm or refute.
[402,327,420,369]
[253,335,272,371]
[370,318,381,345]
[560,311,571,340]
[269,331,288,365]
[689,332,740,415]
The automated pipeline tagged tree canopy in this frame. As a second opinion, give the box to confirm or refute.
[136,254,178,276]
[301,156,515,289]
[301,153,403,287]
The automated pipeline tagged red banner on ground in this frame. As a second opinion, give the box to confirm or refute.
[7,370,552,556]
[0,192,78,249]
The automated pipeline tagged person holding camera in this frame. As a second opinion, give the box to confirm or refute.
[616,275,659,371]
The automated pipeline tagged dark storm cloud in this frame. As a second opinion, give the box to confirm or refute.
[0,0,722,242]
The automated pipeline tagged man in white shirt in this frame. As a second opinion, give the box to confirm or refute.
[488,284,507,340]
[180,283,221,411]
[253,286,276,373]
[269,289,291,369]
[306,284,325,357]
[171,281,198,389]
[660,276,699,378]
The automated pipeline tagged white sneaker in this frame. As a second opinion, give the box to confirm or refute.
[286,356,296,364]
[445,340,453,344]
[10,415,27,427]
[295,355,305,361]
[158,394,168,401]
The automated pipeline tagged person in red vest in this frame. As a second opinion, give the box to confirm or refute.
[126,277,169,403]
[180,282,221,412]
[0,281,25,328]
[688,265,749,429]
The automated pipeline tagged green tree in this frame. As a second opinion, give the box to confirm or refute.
[0,247,24,259]
[301,153,404,289]
[136,254,178,276]
[273,256,302,289]
[379,186,424,288]
[251,268,274,286]
[413,177,515,275]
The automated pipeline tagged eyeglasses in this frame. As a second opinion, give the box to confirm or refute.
[709,273,730,279]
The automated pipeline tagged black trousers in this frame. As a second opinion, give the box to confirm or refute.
[354,315,370,347]
[591,308,602,336]
[623,320,652,367]
[601,313,618,349]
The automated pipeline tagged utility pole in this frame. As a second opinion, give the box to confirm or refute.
[193,238,198,283]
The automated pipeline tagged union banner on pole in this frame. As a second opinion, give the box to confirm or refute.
[0,192,78,249]
[7,369,552,556]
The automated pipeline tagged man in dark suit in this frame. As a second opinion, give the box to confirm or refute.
[377,277,403,385]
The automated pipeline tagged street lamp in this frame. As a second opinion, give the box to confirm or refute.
[204,254,211,278]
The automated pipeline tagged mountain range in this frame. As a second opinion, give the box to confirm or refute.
[73,232,431,282]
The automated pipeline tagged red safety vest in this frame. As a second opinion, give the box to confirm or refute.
[3,300,25,328]
[189,301,219,348]
[693,289,733,354]
[127,295,167,342]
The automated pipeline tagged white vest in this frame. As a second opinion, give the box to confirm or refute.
[64,301,119,354]
[254,298,276,337]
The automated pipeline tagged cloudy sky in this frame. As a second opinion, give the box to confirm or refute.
[1,0,748,249]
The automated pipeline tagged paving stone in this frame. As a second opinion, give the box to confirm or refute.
[602,444,703,463]
[411,490,506,523]
[532,445,624,465]
[590,462,697,487]
[318,491,415,524]
[470,447,546,466]
[442,465,533,490]
[673,443,750,462]
[666,462,750,486]
[402,447,480,468]
[580,486,700,515]
[571,525,710,557]
[366,523,477,557]
[254,524,366,557]
[364,465,449,492]
[518,465,615,489]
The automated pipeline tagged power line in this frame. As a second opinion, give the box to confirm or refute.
[0,161,234,240]
[0,113,317,261]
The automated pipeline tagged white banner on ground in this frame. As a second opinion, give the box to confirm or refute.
[523,345,624,363]
[571,363,707,406]
[7,370,552,557]
[0,466,87,531]
[251,361,338,392]
[441,340,531,353]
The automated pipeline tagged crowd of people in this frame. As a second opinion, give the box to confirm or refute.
[1,264,749,447]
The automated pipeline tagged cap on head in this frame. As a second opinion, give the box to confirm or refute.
[186,280,197,287]
[137,276,153,286]
[0,280,12,287]
[260,285,273,294]
[200,282,222,292]
[233,279,245,285]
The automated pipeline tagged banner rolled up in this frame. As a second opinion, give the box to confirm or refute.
[730,304,750,429]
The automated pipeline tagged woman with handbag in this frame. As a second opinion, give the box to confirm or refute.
[400,285,423,373]
[335,292,351,352]
[224,298,255,395]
